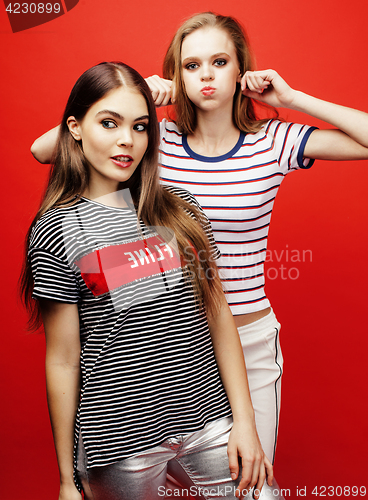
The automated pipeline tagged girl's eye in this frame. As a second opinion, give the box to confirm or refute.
[214,59,227,67]
[134,123,147,132]
[186,62,199,70]
[101,120,117,129]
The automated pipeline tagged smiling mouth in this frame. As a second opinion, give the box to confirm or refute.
[111,156,134,168]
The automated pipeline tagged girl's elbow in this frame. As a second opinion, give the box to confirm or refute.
[31,139,49,163]
[46,357,81,373]
[45,346,81,370]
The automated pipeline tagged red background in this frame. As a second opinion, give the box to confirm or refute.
[0,1,367,499]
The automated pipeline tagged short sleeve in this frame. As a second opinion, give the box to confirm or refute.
[159,119,166,141]
[29,247,80,303]
[159,118,172,142]
[159,118,182,151]
[268,120,318,174]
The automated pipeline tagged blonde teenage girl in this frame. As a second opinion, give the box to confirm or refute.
[145,12,368,469]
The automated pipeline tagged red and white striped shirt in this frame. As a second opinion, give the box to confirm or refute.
[159,119,316,315]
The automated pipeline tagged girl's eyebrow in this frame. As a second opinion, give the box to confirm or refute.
[182,52,230,65]
[95,110,149,121]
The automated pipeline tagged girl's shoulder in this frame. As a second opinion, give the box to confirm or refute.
[159,118,182,140]
[29,198,85,252]
[162,184,199,209]
[256,118,311,138]
[162,184,212,230]
[253,118,283,137]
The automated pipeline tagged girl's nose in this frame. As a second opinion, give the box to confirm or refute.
[118,129,133,147]
[200,65,214,82]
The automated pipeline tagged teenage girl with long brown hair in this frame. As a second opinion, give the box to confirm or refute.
[22,61,279,500]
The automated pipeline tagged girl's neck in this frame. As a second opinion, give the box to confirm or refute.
[83,187,132,209]
[188,106,240,157]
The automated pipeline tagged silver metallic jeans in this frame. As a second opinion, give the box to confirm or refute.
[77,417,284,500]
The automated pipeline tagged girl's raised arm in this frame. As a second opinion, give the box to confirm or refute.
[31,75,173,164]
[40,299,82,500]
[31,125,60,164]
[207,297,273,500]
[242,69,368,161]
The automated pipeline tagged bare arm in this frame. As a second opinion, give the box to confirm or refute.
[31,125,60,164]
[30,73,172,163]
[242,69,368,160]
[31,74,174,163]
[207,297,273,499]
[40,299,82,500]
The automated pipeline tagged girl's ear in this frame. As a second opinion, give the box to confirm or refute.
[67,116,82,141]
[236,72,242,83]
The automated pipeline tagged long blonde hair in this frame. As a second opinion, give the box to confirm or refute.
[20,62,224,330]
[163,12,277,135]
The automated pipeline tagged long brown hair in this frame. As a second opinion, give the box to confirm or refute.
[163,12,277,135]
[20,62,224,330]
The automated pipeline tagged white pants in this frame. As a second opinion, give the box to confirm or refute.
[237,309,283,464]
[165,309,284,498]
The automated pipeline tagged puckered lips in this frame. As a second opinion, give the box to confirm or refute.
[201,86,216,96]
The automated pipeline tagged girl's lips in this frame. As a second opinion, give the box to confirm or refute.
[111,156,133,168]
[201,86,216,96]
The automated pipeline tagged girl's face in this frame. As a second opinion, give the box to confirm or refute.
[181,27,241,113]
[68,86,149,197]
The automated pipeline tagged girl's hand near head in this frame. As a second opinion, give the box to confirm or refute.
[242,69,368,160]
[241,70,297,109]
[145,75,175,106]
[227,418,273,499]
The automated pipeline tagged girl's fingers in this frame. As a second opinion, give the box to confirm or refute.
[145,75,172,106]
[236,457,253,498]
[146,75,170,105]
[242,89,267,102]
[264,455,274,486]
[251,456,273,500]
[245,73,259,92]
[171,80,177,104]
[227,446,240,481]
[235,451,271,499]
[244,71,271,94]
[253,461,266,499]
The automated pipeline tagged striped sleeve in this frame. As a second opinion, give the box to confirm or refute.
[268,120,318,174]
[29,247,80,303]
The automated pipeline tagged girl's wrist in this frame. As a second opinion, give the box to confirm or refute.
[282,88,300,110]
[286,90,313,112]
[232,408,256,425]
[59,472,76,486]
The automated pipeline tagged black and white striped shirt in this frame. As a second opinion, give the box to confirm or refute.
[29,186,231,473]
